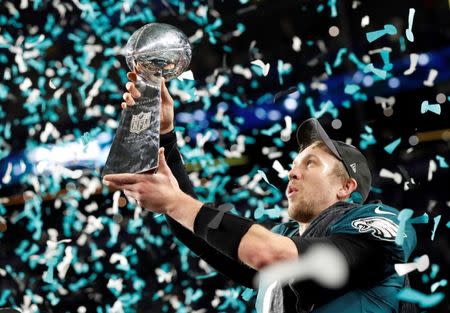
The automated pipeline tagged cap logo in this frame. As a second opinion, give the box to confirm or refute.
[350,163,357,173]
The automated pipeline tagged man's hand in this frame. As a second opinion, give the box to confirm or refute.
[121,72,175,134]
[103,148,203,231]
[103,148,181,213]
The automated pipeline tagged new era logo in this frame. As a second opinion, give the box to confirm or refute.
[350,163,357,173]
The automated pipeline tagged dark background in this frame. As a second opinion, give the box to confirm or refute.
[0,0,449,312]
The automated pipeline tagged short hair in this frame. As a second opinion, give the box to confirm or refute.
[311,141,350,182]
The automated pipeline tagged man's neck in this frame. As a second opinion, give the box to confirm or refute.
[296,200,344,236]
[298,223,309,236]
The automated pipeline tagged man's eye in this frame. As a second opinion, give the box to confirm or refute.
[307,160,314,166]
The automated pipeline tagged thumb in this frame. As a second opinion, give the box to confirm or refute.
[158,147,170,173]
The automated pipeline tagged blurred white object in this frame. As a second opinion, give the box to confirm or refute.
[255,244,349,313]
[395,255,429,276]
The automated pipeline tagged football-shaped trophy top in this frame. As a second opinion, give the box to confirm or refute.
[124,23,192,84]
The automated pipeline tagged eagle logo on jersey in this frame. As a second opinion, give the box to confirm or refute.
[351,217,398,241]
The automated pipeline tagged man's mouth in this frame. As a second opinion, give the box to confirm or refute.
[287,185,299,198]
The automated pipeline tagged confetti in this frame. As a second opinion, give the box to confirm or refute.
[397,288,444,308]
[420,100,441,115]
[395,254,429,276]
[361,16,370,28]
[404,53,419,75]
[430,215,441,241]
[365,24,397,43]
[363,63,388,80]
[0,2,447,312]
[257,170,279,191]
[435,155,449,168]
[428,159,437,181]
[292,36,302,52]
[384,138,401,154]
[431,279,447,293]
[251,59,270,76]
[395,208,413,246]
[405,8,416,42]
[423,69,439,87]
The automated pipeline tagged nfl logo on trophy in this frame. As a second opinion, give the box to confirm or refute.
[130,112,151,134]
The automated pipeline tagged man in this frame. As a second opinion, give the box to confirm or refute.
[103,73,416,312]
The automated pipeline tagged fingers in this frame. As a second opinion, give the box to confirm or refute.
[157,148,168,172]
[102,180,122,190]
[103,173,141,185]
[126,82,141,98]
[122,92,135,108]
[160,78,173,107]
[123,189,137,199]
[127,71,137,82]
[122,72,141,109]
[123,190,142,207]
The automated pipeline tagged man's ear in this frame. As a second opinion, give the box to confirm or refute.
[337,178,358,200]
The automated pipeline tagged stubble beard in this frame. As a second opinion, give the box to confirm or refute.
[288,192,323,223]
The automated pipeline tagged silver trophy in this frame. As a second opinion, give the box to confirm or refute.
[102,23,192,177]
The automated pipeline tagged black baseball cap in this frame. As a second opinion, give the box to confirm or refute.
[296,118,372,203]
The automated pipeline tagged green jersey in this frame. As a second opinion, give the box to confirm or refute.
[270,202,417,313]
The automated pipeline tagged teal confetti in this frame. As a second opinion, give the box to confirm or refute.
[430,264,440,279]
[410,213,429,224]
[363,63,388,79]
[420,101,441,115]
[348,52,366,71]
[277,59,292,85]
[384,138,401,154]
[258,170,278,190]
[344,84,360,95]
[0,289,12,306]
[324,62,332,75]
[359,126,377,150]
[196,272,218,280]
[327,0,338,17]
[341,100,351,109]
[399,35,406,52]
[430,215,441,241]
[395,208,413,246]
[261,124,282,136]
[397,288,444,308]
[380,49,393,71]
[435,155,448,168]
[333,48,347,67]
[242,288,256,301]
[366,24,397,43]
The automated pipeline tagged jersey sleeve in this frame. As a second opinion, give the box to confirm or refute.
[160,131,257,288]
[328,203,417,263]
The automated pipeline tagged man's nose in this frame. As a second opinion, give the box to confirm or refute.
[288,168,299,180]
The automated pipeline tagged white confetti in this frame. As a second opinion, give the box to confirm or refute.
[272,160,289,179]
[423,69,438,87]
[251,59,270,76]
[57,246,74,279]
[361,15,370,27]
[292,36,302,52]
[404,53,419,75]
[232,64,252,79]
[379,168,403,184]
[395,254,429,276]
[2,162,12,184]
[428,159,437,181]
[178,70,195,80]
